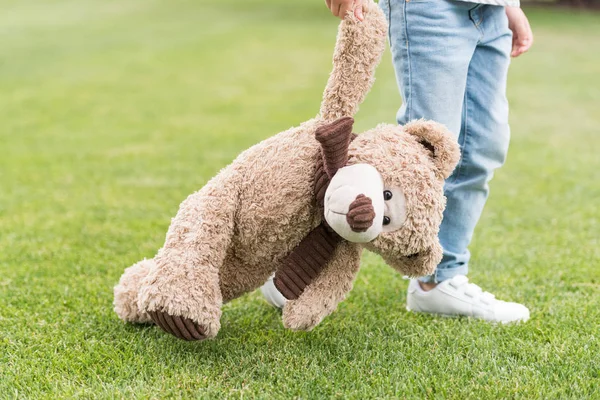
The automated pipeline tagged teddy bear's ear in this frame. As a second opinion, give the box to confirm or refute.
[315,116,355,178]
[403,119,461,179]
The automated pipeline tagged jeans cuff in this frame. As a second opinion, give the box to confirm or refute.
[418,264,469,284]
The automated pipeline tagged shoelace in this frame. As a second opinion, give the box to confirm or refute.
[449,276,496,304]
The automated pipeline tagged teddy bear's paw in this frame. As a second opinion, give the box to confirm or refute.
[136,261,223,339]
[148,310,209,341]
[399,243,443,278]
[138,288,222,340]
[140,296,222,340]
[113,259,155,324]
[282,300,325,332]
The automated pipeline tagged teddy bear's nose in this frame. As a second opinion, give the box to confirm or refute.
[346,194,376,232]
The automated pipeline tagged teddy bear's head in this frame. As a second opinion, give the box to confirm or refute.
[321,119,460,276]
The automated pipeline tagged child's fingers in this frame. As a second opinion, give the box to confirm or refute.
[328,0,362,20]
[330,0,342,17]
[338,2,353,19]
[354,0,365,21]
[511,47,522,57]
[510,19,533,58]
[511,39,522,57]
[511,37,520,57]
[511,37,532,57]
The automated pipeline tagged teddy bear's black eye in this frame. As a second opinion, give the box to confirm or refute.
[383,216,391,226]
[383,190,393,201]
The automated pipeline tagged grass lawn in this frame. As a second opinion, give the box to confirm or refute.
[1,0,599,398]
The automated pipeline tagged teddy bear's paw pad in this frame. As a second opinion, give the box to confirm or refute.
[148,310,207,341]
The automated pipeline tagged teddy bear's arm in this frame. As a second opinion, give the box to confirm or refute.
[282,241,362,331]
[387,241,444,279]
[274,223,343,300]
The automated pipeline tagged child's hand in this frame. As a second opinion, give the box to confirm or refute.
[325,0,365,21]
[506,7,533,57]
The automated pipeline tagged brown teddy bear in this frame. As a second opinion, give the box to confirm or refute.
[113,0,460,341]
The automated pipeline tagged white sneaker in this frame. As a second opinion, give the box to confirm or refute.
[260,276,287,309]
[406,275,530,323]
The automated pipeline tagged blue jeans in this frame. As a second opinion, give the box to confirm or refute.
[379,0,512,282]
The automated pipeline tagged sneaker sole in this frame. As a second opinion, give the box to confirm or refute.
[406,306,529,324]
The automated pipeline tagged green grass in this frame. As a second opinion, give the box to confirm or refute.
[1,0,599,398]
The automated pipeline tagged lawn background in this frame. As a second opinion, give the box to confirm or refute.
[1,0,599,398]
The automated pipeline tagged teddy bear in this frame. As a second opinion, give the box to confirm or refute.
[113,0,460,341]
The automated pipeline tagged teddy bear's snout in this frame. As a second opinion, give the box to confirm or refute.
[346,194,375,232]
[324,163,384,243]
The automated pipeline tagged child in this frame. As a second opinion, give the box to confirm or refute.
[263,0,533,323]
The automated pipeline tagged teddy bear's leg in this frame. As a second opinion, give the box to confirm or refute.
[282,241,362,331]
[137,179,239,340]
[113,258,156,324]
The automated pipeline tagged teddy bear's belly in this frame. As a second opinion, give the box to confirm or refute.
[216,122,324,301]
[219,181,321,302]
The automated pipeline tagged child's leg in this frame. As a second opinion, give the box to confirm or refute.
[436,5,513,283]
[382,2,528,322]
[381,1,511,282]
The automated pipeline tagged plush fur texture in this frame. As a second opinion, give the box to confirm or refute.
[113,1,460,339]
[319,1,387,121]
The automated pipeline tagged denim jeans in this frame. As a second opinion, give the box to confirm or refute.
[379,0,512,282]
